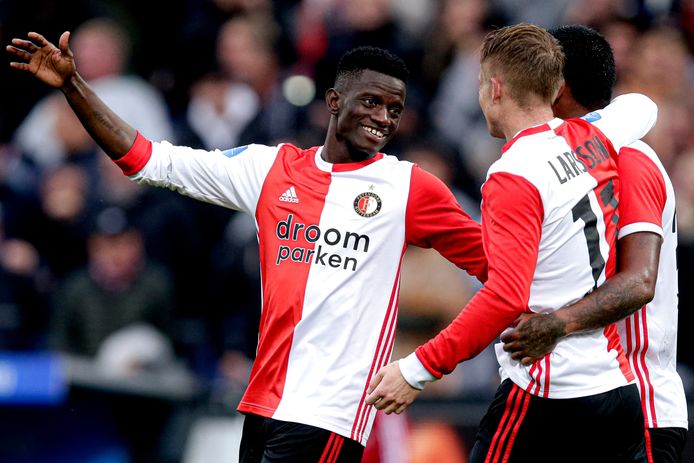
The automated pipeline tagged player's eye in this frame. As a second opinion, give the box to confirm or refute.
[389,106,403,118]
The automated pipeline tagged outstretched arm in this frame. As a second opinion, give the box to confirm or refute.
[7,31,136,159]
[501,231,661,365]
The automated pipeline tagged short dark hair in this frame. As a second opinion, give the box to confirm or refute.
[550,25,616,111]
[334,46,409,90]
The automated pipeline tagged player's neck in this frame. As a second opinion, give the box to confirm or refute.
[322,144,374,164]
[502,105,555,141]
[322,123,376,164]
[554,100,592,120]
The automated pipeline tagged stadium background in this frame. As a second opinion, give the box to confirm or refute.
[1,0,694,461]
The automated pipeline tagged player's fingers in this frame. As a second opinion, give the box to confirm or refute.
[10,38,38,52]
[499,330,517,343]
[365,385,383,405]
[8,61,30,71]
[370,396,386,410]
[366,371,383,394]
[6,46,31,61]
[27,32,49,47]
[510,350,526,361]
[521,356,537,366]
[58,31,71,54]
[395,403,408,415]
[386,398,405,415]
[502,340,519,352]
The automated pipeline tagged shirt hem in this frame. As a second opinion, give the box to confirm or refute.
[237,402,368,446]
[504,374,631,399]
[273,410,369,446]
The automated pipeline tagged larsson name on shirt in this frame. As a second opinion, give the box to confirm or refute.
[547,136,612,184]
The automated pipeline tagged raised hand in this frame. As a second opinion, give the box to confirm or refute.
[7,31,76,88]
[7,30,136,158]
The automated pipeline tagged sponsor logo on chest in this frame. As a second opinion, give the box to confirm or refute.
[271,183,388,272]
[274,214,371,271]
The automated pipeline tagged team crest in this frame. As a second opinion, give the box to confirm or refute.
[353,192,382,217]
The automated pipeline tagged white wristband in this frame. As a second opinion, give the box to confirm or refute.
[398,352,436,390]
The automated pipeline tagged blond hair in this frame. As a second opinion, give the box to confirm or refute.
[481,23,564,106]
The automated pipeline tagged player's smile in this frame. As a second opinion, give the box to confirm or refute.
[360,124,387,141]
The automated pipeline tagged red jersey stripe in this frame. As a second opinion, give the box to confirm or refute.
[500,389,531,463]
[638,309,658,427]
[319,433,337,463]
[328,436,345,463]
[629,312,650,418]
[644,428,654,463]
[351,247,405,441]
[501,124,551,154]
[356,284,401,441]
[331,153,384,172]
[542,355,551,398]
[486,386,522,463]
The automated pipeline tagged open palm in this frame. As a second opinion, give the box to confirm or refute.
[6,31,76,88]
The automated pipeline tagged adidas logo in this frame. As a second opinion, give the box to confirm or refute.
[279,186,300,203]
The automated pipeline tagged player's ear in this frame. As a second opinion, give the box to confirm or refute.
[490,77,502,103]
[325,88,340,115]
[551,83,573,117]
[553,82,567,106]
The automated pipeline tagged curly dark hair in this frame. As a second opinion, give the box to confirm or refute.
[334,46,409,90]
[550,25,616,111]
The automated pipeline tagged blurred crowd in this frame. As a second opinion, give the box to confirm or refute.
[1,0,694,461]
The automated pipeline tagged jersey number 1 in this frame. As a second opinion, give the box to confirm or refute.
[572,180,618,288]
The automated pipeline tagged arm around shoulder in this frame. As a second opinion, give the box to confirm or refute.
[595,93,657,149]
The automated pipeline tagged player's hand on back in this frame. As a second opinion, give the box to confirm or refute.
[7,31,76,88]
[501,312,564,365]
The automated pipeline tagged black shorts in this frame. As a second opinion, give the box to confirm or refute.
[239,413,365,463]
[646,427,688,463]
[469,379,647,463]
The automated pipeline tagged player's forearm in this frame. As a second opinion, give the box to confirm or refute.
[554,272,653,335]
[61,73,137,159]
[417,285,524,376]
[554,232,660,335]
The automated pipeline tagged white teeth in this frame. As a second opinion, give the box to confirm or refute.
[362,125,384,138]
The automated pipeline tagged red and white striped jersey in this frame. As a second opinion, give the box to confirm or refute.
[404,94,657,399]
[112,135,487,445]
[616,140,687,429]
